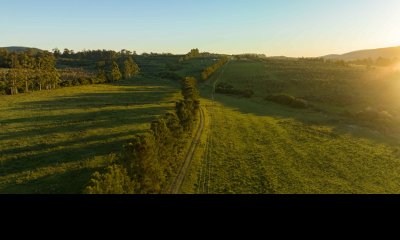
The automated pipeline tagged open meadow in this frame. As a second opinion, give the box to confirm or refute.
[0,77,181,193]
[182,59,400,194]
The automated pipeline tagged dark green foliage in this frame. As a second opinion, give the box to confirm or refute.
[265,94,309,109]
[0,50,60,94]
[176,100,196,131]
[181,77,199,101]
[58,68,104,87]
[216,82,254,98]
[166,62,183,71]
[0,49,9,68]
[344,108,398,132]
[201,57,228,81]
[122,133,164,193]
[158,71,182,81]
[86,75,201,194]
[177,77,200,130]
[85,164,135,194]
[110,61,122,82]
[123,56,140,79]
[180,49,200,61]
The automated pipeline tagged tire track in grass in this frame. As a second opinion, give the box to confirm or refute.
[200,60,230,194]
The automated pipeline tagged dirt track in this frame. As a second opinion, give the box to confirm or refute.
[166,107,205,194]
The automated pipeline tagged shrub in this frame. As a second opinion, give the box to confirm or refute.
[216,82,254,98]
[158,71,183,81]
[265,94,309,109]
[85,164,136,194]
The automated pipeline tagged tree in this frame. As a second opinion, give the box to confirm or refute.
[0,49,9,68]
[123,56,140,79]
[62,48,71,57]
[35,51,59,90]
[97,61,108,83]
[181,77,199,101]
[85,165,136,194]
[52,48,61,58]
[6,69,22,95]
[19,50,36,92]
[123,133,164,193]
[110,61,122,82]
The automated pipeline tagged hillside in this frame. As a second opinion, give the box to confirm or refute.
[181,59,400,194]
[0,46,43,53]
[322,46,400,61]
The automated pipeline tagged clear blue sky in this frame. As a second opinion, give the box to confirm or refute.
[1,0,400,57]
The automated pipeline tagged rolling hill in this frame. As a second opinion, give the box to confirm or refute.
[322,46,400,61]
[0,46,43,53]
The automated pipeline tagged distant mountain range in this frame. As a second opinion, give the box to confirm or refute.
[322,46,400,61]
[0,46,43,53]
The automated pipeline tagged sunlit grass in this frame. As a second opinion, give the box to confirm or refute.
[182,59,400,194]
[0,77,181,193]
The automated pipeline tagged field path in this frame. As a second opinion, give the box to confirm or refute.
[167,107,205,194]
[167,60,230,194]
[197,60,230,193]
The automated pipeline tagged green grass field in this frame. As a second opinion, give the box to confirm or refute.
[182,59,400,194]
[0,76,181,193]
[3,56,400,194]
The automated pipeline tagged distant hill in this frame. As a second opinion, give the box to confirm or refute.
[0,46,43,53]
[322,46,400,61]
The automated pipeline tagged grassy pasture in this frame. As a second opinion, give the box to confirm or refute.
[182,59,400,194]
[0,76,181,193]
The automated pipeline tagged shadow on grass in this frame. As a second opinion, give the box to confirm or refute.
[0,80,180,193]
[0,131,140,176]
[202,86,400,147]
[0,166,105,194]
[0,107,167,141]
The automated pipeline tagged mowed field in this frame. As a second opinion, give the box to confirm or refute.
[182,59,400,194]
[0,77,181,193]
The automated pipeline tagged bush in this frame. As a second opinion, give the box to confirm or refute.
[216,82,254,98]
[158,71,183,81]
[166,62,183,71]
[85,164,136,194]
[86,75,201,194]
[265,94,309,109]
[344,108,398,133]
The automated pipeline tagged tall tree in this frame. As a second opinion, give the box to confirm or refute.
[123,56,140,79]
[110,61,122,82]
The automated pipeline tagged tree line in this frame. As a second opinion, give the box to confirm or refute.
[201,57,228,81]
[85,76,200,194]
[0,49,59,95]
[54,48,137,60]
[179,48,221,62]
[216,82,254,98]
[96,56,140,83]
[0,48,141,95]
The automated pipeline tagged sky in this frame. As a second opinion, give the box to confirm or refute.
[1,0,400,57]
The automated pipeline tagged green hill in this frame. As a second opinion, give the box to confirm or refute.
[0,46,43,53]
[182,58,400,194]
[322,46,400,61]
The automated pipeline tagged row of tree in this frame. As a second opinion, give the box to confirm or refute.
[54,48,178,60]
[54,48,137,60]
[0,50,59,95]
[216,82,254,98]
[179,48,220,62]
[0,48,141,95]
[97,56,140,82]
[201,57,228,81]
[85,77,200,194]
